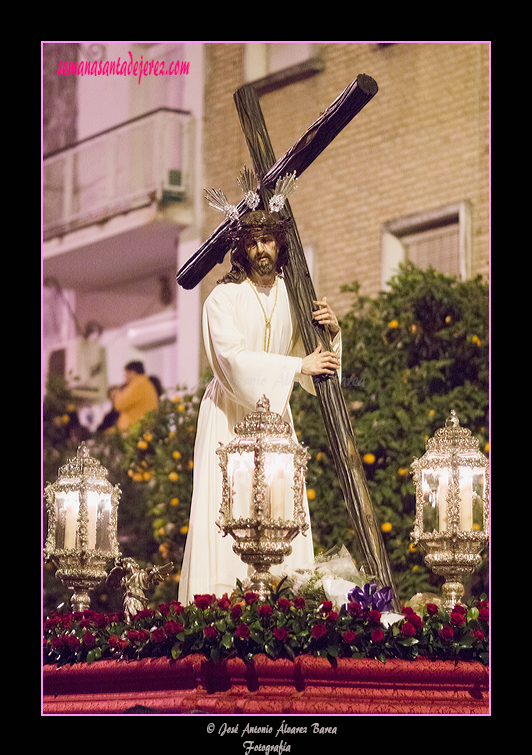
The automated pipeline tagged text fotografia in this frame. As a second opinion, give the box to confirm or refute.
[57,51,190,84]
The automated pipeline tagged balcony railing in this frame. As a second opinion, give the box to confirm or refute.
[43,108,193,240]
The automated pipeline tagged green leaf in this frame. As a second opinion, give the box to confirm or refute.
[397,637,419,647]
[221,633,233,649]
[86,647,102,665]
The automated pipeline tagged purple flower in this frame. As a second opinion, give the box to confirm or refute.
[347,583,393,612]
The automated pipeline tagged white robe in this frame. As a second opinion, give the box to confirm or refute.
[178,277,341,604]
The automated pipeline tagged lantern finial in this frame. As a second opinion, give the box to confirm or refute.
[256,395,270,412]
[445,410,460,428]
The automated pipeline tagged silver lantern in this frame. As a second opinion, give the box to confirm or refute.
[44,443,122,612]
[216,395,310,599]
[411,410,489,609]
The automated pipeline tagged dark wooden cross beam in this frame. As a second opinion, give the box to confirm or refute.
[177,75,399,608]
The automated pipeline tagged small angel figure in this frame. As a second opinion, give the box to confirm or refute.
[107,558,174,623]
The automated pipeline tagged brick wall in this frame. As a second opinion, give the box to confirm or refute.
[200,42,489,318]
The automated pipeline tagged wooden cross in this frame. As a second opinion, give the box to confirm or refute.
[177,74,399,608]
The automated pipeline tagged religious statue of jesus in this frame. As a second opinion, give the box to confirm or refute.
[178,193,342,605]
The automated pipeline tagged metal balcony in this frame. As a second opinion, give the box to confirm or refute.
[43,108,193,241]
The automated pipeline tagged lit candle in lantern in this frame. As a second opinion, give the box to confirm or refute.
[86,492,98,549]
[459,469,473,531]
[270,461,285,520]
[64,491,79,549]
[438,472,448,532]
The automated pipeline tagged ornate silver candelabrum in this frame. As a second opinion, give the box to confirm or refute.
[410,410,489,608]
[216,395,310,599]
[44,443,122,612]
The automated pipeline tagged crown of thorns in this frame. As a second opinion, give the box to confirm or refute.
[204,166,297,222]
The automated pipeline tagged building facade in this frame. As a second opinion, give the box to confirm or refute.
[43,42,205,421]
[200,42,489,318]
[42,42,489,419]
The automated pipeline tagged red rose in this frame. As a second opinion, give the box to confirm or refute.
[204,625,219,640]
[293,597,305,609]
[51,636,65,651]
[312,624,327,639]
[273,627,289,642]
[82,632,96,646]
[452,604,467,615]
[326,611,338,622]
[342,630,357,645]
[244,592,259,605]
[107,612,125,623]
[471,628,485,642]
[320,601,333,613]
[194,594,215,610]
[478,607,489,622]
[409,612,423,627]
[109,634,128,650]
[151,627,166,643]
[134,609,155,621]
[217,594,231,610]
[277,598,292,611]
[439,625,454,642]
[371,628,384,642]
[347,601,361,615]
[231,604,243,620]
[450,611,466,626]
[258,604,273,618]
[401,621,416,637]
[426,603,439,615]
[236,623,250,639]
[165,620,184,635]
[67,635,80,650]
[402,606,415,617]
[369,609,382,623]
[44,616,61,630]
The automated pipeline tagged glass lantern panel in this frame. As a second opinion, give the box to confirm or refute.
[264,451,295,520]
[55,490,80,549]
[228,452,254,519]
[460,466,486,532]
[85,490,100,549]
[421,468,449,532]
[95,492,113,550]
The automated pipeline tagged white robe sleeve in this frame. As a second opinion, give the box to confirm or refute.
[203,287,303,417]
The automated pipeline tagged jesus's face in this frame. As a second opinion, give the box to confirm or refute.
[245,234,279,277]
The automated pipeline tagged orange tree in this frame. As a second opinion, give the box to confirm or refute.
[118,387,203,602]
[290,263,489,602]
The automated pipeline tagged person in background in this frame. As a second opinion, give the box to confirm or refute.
[115,361,158,432]
[96,385,122,433]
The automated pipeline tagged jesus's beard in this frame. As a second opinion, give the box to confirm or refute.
[250,255,276,277]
